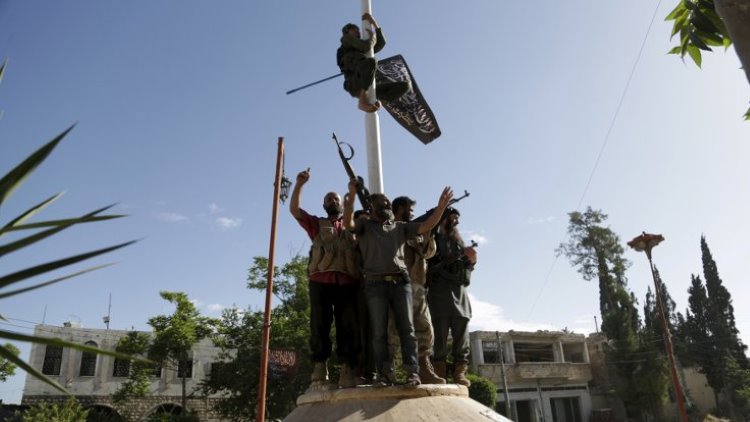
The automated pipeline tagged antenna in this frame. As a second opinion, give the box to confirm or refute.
[102,293,112,330]
[42,305,47,325]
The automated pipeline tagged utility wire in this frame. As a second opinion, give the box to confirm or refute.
[526,0,664,320]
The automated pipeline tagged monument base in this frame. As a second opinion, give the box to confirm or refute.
[284,384,510,421]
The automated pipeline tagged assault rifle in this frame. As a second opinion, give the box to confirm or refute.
[426,239,478,287]
[331,132,372,212]
[412,190,470,224]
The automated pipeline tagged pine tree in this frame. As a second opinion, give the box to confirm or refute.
[558,207,658,418]
[691,236,750,415]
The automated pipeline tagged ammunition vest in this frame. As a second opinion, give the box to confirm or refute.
[308,218,360,278]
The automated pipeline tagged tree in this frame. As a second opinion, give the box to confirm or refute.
[112,331,153,405]
[557,207,664,419]
[202,255,312,421]
[689,236,750,414]
[467,373,497,408]
[666,0,750,119]
[17,397,88,422]
[149,291,216,411]
[0,343,20,382]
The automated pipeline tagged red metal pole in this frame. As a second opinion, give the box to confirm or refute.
[257,137,284,422]
[647,252,688,422]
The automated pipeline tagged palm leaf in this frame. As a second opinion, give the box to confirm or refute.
[0,239,137,289]
[0,345,68,395]
[0,192,63,235]
[0,329,152,364]
[0,204,118,258]
[0,264,114,299]
[2,214,124,234]
[0,125,74,207]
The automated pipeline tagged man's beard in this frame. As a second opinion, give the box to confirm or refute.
[376,208,394,222]
[324,204,342,216]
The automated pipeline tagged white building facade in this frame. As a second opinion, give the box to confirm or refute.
[470,330,594,422]
[22,324,224,421]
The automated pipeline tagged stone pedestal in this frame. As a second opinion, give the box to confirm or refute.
[284,384,510,421]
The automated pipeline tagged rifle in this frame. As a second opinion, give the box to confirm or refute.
[426,240,478,287]
[412,190,470,223]
[331,132,372,212]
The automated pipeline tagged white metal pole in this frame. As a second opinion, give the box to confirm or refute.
[361,0,383,194]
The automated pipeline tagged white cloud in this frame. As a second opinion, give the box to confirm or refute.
[207,303,225,313]
[468,293,558,332]
[157,212,188,223]
[208,203,225,214]
[215,217,243,230]
[526,216,555,225]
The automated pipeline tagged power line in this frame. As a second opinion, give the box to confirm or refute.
[526,0,664,319]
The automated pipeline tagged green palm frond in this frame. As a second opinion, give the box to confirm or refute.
[1,117,137,393]
[0,204,123,258]
[0,344,67,395]
[0,125,74,207]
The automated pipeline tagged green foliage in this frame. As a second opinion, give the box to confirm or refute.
[666,0,731,67]
[202,255,312,421]
[0,342,20,382]
[145,411,200,422]
[467,373,497,408]
[148,291,216,410]
[112,331,153,404]
[725,355,750,418]
[666,1,750,119]
[0,60,136,393]
[19,398,88,422]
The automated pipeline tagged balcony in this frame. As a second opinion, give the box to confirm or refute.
[477,362,592,384]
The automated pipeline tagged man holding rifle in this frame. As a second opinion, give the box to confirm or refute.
[386,196,446,384]
[343,181,453,387]
[427,207,477,387]
[290,169,362,388]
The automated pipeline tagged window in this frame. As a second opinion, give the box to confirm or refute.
[79,341,98,376]
[112,358,130,377]
[550,397,582,422]
[514,342,554,363]
[562,343,586,363]
[482,341,500,363]
[42,345,63,375]
[177,359,193,378]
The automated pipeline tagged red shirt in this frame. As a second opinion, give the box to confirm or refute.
[296,209,359,285]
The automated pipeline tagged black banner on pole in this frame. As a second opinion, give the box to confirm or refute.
[377,55,441,144]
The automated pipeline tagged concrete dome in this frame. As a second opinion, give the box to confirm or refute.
[284,384,511,421]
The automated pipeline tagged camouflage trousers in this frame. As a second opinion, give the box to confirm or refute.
[388,283,434,359]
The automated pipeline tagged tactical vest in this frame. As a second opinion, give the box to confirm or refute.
[308,218,360,278]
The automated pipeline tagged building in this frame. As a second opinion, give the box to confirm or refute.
[470,330,594,422]
[22,323,224,421]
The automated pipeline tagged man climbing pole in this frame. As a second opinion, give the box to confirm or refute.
[337,13,410,113]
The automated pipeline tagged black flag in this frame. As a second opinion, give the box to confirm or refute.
[377,55,441,144]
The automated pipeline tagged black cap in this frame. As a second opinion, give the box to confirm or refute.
[392,196,416,211]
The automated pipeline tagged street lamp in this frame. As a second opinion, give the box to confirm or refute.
[627,232,688,422]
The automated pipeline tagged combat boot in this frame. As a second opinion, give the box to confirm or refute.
[453,361,471,387]
[433,360,447,380]
[310,361,328,383]
[337,363,357,388]
[418,356,446,384]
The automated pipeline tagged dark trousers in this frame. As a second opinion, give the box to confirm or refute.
[344,57,410,102]
[365,279,418,374]
[309,281,360,366]
[432,315,470,363]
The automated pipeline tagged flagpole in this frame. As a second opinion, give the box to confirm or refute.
[257,137,284,422]
[361,0,384,194]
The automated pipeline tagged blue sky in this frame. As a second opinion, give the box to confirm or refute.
[1,1,749,403]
